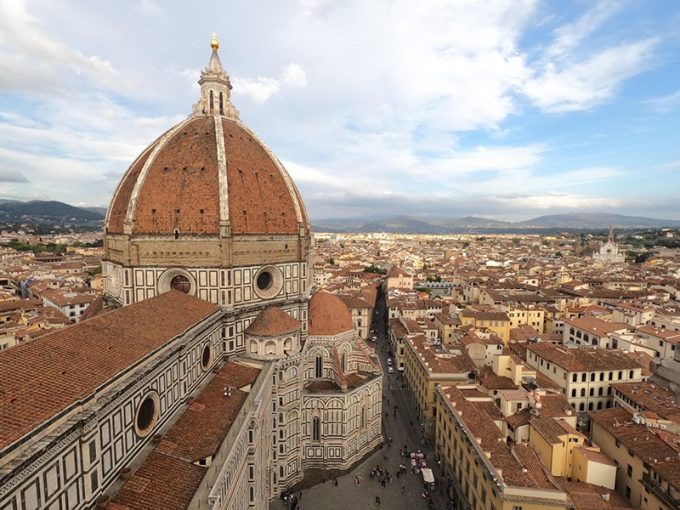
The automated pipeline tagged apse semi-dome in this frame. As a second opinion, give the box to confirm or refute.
[308,291,354,336]
[102,35,312,308]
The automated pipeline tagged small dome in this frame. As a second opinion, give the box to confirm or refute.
[246,307,300,337]
[308,291,354,336]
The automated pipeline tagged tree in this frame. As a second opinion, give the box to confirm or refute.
[363,265,386,275]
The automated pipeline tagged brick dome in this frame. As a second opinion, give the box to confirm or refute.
[245,306,301,337]
[106,115,308,236]
[308,291,354,336]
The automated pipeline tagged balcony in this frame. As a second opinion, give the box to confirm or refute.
[641,473,680,509]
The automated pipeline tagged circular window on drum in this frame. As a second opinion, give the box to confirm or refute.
[170,274,191,293]
[201,343,212,371]
[253,266,283,300]
[134,392,160,438]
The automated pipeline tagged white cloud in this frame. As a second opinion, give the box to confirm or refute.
[644,89,680,113]
[0,0,123,93]
[524,39,658,112]
[547,0,624,60]
[234,63,308,103]
[138,0,162,16]
[491,192,623,210]
[299,0,336,18]
[282,63,308,87]
[521,1,658,112]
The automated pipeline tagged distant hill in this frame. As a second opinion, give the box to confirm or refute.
[517,213,680,229]
[84,206,108,217]
[0,200,104,223]
[312,212,680,233]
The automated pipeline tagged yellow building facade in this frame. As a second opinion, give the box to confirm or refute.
[435,385,571,510]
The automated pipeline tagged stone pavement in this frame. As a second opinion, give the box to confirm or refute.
[270,297,452,510]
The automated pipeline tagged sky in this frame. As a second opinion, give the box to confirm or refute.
[0,0,679,222]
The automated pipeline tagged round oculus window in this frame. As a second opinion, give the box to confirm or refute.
[201,344,212,370]
[253,266,283,300]
[135,394,159,437]
[170,274,191,293]
[256,271,273,291]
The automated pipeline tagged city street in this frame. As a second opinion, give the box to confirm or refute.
[270,291,451,510]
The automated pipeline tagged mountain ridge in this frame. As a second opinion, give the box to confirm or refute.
[0,200,104,223]
[312,212,680,233]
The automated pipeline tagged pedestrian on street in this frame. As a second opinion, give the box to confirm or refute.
[375,495,381,506]
[355,475,362,486]
[401,485,405,494]
[299,492,302,501]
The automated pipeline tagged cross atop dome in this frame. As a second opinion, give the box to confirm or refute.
[192,33,239,119]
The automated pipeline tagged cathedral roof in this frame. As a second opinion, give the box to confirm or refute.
[105,38,308,237]
[108,361,261,510]
[0,291,219,452]
[245,306,301,336]
[308,291,354,336]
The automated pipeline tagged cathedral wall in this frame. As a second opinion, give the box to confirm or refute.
[219,300,309,359]
[103,260,310,309]
[0,316,223,510]
[300,377,383,470]
[194,362,274,510]
[270,355,305,492]
[104,234,310,268]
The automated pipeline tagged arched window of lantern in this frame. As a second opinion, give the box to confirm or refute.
[312,416,320,441]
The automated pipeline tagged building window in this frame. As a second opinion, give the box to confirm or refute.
[315,356,323,378]
[581,373,587,382]
[581,388,586,397]
[170,274,191,293]
[571,389,576,397]
[257,271,273,291]
[627,464,633,477]
[625,486,631,499]
[312,417,321,441]
[201,344,212,370]
[572,374,577,382]
[134,393,160,437]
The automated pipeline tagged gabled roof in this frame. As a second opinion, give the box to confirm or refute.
[0,291,219,452]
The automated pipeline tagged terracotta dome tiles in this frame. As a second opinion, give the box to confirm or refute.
[222,119,299,235]
[308,291,354,336]
[135,117,220,235]
[106,116,308,236]
[107,148,152,234]
[245,306,300,337]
